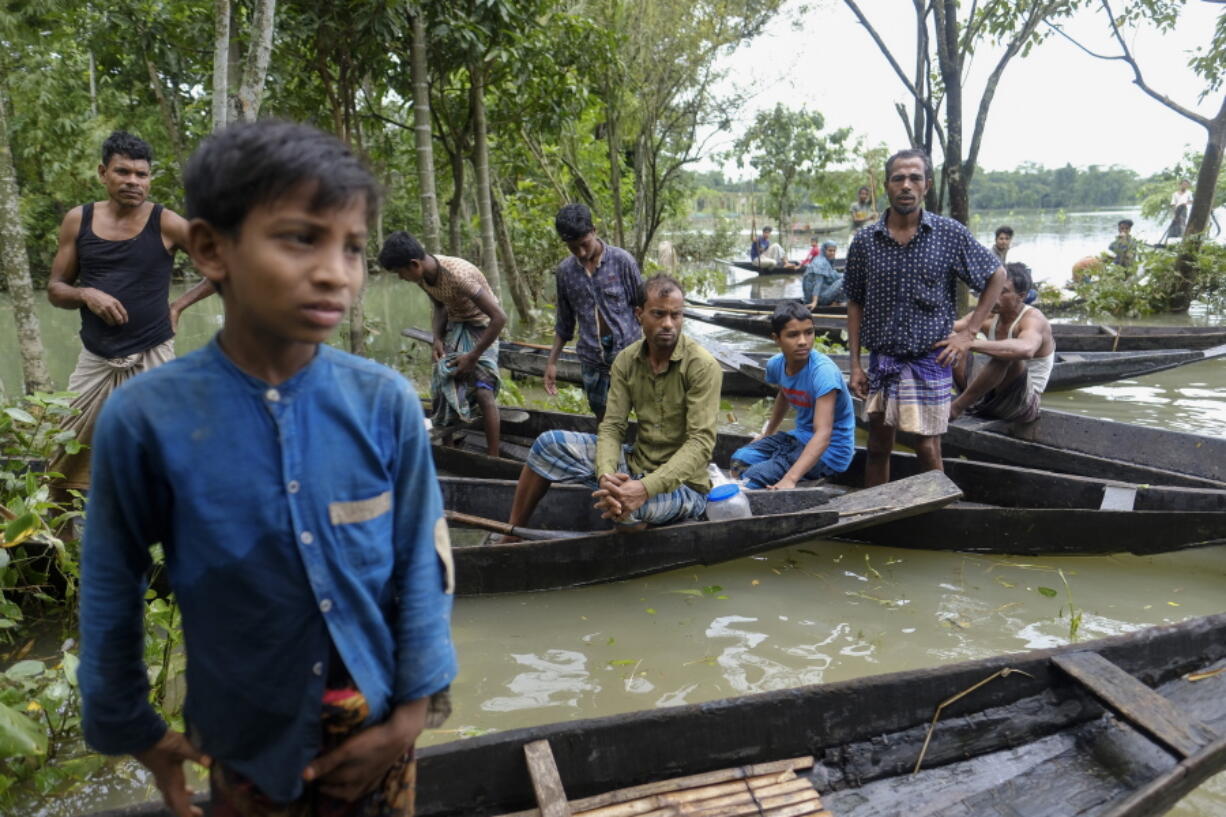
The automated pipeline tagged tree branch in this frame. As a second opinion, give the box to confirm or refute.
[1099,0,1210,126]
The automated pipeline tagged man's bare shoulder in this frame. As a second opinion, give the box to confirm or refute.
[59,204,87,229]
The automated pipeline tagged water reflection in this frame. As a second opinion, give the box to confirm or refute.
[481,649,599,712]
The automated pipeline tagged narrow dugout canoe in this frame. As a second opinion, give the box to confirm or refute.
[723,256,846,274]
[441,470,960,594]
[85,613,1226,817]
[400,327,774,397]
[431,407,1226,555]
[891,407,1226,490]
[685,305,1226,353]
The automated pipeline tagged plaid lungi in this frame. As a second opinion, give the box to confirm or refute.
[526,430,706,526]
[862,350,952,436]
[49,339,175,490]
[429,321,500,428]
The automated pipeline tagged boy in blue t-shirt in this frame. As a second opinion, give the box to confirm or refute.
[79,122,456,817]
[730,302,856,489]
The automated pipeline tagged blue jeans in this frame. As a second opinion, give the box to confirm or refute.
[730,432,836,489]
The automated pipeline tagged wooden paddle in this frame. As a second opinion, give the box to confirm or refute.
[445,510,588,541]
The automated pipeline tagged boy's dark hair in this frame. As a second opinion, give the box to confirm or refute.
[1119,219,1134,229]
[378,231,427,270]
[771,301,814,335]
[184,120,378,236]
[1004,262,1033,295]
[885,148,933,179]
[636,274,684,307]
[995,225,1014,238]
[858,185,870,195]
[555,203,594,242]
[101,131,153,166]
[762,226,773,233]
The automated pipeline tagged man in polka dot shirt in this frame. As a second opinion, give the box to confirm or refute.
[844,149,1005,487]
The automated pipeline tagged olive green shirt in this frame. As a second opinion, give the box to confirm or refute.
[595,334,723,497]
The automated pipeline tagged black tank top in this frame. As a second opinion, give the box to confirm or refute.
[76,202,175,358]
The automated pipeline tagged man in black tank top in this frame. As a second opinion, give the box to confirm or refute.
[46,131,214,490]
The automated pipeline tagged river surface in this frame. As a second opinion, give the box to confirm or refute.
[3,207,1226,815]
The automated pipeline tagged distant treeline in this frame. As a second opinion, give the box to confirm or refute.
[691,163,1160,213]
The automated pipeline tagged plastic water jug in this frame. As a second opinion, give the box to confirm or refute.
[706,482,752,521]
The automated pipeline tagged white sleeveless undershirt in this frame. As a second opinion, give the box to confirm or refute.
[985,304,1055,395]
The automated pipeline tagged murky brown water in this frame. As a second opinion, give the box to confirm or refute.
[3,210,1225,814]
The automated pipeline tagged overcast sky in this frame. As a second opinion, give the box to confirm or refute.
[706,0,1221,178]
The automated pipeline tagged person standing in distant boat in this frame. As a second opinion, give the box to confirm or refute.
[844,148,1005,487]
[379,232,506,457]
[850,186,877,233]
[545,203,643,421]
[993,225,1013,263]
[1168,179,1193,240]
[46,130,214,492]
[948,263,1055,423]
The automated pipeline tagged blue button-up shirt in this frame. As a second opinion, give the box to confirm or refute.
[844,209,1000,358]
[79,338,456,802]
[554,242,643,369]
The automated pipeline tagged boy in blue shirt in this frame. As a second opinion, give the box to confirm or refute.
[79,121,457,817]
[730,302,856,489]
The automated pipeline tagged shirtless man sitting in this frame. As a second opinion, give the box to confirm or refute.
[945,263,1055,424]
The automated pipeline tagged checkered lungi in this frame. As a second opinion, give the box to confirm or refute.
[862,349,952,436]
[526,430,706,525]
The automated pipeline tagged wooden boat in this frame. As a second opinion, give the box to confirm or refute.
[401,328,774,397]
[432,407,1226,555]
[895,408,1226,490]
[723,256,846,275]
[443,471,960,594]
[89,613,1226,817]
[685,305,1226,352]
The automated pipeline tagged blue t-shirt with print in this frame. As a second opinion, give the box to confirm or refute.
[765,350,856,472]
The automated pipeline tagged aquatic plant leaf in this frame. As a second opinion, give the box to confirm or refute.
[0,702,47,758]
[1037,587,1058,598]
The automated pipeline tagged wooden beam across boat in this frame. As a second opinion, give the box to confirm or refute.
[84,613,1226,817]
[432,406,1226,556]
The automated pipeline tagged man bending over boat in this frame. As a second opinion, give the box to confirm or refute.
[503,275,723,536]
[947,263,1055,423]
[729,302,855,490]
[546,203,643,420]
[846,148,1005,487]
[379,231,507,456]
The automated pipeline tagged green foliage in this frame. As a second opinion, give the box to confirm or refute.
[969,162,1143,211]
[1138,151,1226,223]
[1070,240,1226,315]
[733,105,852,240]
[664,214,740,264]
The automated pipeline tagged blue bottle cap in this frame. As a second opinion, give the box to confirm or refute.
[707,483,741,502]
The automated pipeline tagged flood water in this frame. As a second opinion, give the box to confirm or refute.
[4,207,1226,815]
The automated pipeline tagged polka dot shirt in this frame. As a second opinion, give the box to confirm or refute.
[845,209,1000,358]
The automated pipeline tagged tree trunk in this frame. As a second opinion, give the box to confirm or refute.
[1171,114,1226,311]
[212,0,230,130]
[0,93,53,394]
[235,0,277,122]
[410,13,442,250]
[446,147,464,255]
[88,51,98,118]
[605,104,625,247]
[933,0,967,226]
[490,180,534,326]
[145,58,188,172]
[468,61,501,298]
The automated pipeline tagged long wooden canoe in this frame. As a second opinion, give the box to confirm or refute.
[401,327,774,397]
[429,323,1226,396]
[87,613,1226,817]
[685,305,1226,352]
[443,470,960,594]
[432,407,1226,555]
[723,256,846,275]
[891,407,1226,490]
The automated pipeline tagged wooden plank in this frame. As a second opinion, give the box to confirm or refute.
[1100,485,1137,511]
[524,740,572,817]
[1053,651,1217,759]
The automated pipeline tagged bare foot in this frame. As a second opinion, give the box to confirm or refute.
[487,533,523,544]
[949,401,966,421]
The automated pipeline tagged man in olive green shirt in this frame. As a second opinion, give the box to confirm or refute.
[503,275,723,533]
